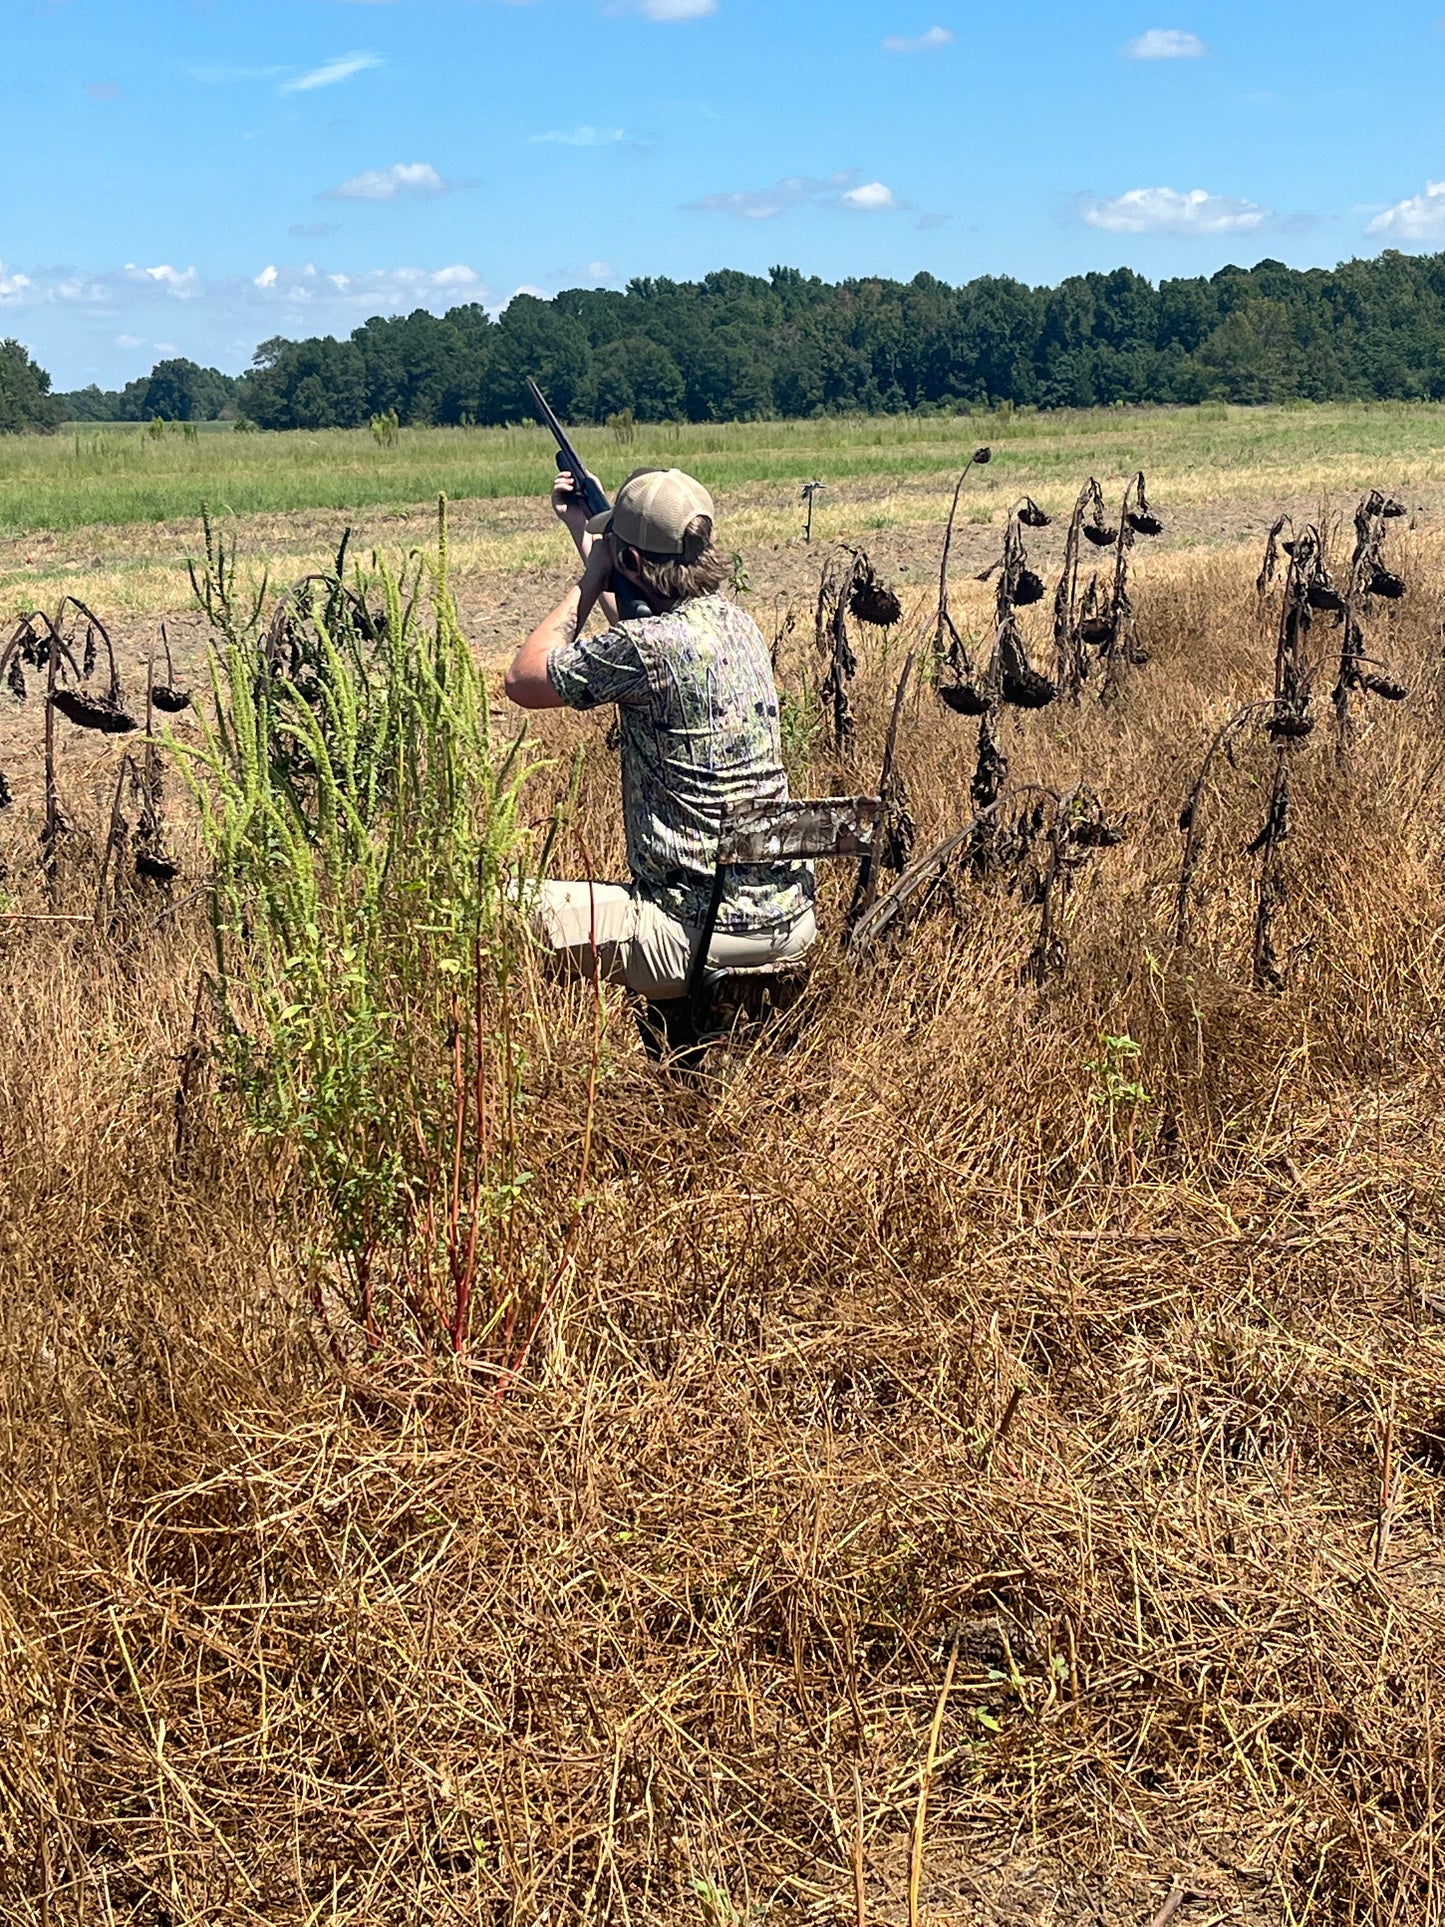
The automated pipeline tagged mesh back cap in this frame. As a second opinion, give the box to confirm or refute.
[586,467,714,557]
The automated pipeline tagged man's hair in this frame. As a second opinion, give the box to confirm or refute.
[620,515,728,607]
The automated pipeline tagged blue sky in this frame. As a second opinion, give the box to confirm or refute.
[4,0,1445,389]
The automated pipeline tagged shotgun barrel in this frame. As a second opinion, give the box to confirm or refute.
[525,377,650,620]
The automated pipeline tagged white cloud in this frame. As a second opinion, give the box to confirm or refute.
[1368,181,1445,242]
[687,170,902,220]
[133,264,202,296]
[259,262,492,325]
[529,126,631,146]
[585,259,616,279]
[280,51,383,94]
[841,181,897,211]
[84,81,124,102]
[881,25,953,52]
[0,256,499,387]
[273,263,488,304]
[1081,186,1269,235]
[10,271,107,309]
[322,161,462,202]
[427,265,482,289]
[1123,27,1206,59]
[0,259,489,319]
[606,0,716,18]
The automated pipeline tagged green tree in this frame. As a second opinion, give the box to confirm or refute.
[0,339,61,433]
[1192,300,1300,403]
[240,336,369,428]
[588,335,685,421]
[353,310,459,425]
[478,295,592,424]
[53,383,125,422]
[684,326,773,421]
[951,276,1046,406]
[123,357,238,422]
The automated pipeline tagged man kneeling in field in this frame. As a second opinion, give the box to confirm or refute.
[505,466,815,1000]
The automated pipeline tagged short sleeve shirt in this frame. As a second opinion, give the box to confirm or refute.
[547,593,814,934]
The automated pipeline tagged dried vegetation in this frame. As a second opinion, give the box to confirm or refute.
[2,481,1445,1927]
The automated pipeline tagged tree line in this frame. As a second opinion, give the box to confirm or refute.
[0,344,240,431]
[5,249,1445,434]
[59,359,240,425]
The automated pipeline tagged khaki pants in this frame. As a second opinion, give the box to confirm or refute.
[535,880,817,1001]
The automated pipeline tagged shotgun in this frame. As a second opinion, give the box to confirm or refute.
[525,377,650,622]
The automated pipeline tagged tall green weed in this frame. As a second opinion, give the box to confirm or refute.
[184,500,539,1358]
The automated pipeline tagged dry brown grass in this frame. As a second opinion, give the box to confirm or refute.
[3,516,1445,1927]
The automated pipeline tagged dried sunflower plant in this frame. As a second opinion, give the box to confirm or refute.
[1053,478,1122,700]
[813,542,906,753]
[854,487,1123,973]
[942,496,1058,866]
[1056,471,1162,704]
[1173,493,1410,985]
[1332,488,1410,748]
[0,598,150,905]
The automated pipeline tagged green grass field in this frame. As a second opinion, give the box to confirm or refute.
[6,401,1445,535]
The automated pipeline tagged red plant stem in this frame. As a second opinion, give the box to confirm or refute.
[497,936,521,1366]
[494,862,605,1402]
[359,1244,377,1349]
[452,935,488,1356]
[495,925,519,1318]
[43,618,59,905]
[406,1107,446,1335]
[447,995,467,1348]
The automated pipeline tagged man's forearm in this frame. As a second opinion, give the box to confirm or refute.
[567,529,619,627]
[505,585,580,709]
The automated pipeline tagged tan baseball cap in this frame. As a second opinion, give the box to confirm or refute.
[587,467,715,556]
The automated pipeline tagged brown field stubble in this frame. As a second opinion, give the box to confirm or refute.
[3,530,1445,1925]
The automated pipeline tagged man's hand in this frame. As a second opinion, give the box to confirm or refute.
[552,474,591,559]
[552,474,620,621]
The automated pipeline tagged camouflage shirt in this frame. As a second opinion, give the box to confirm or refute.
[547,593,813,934]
